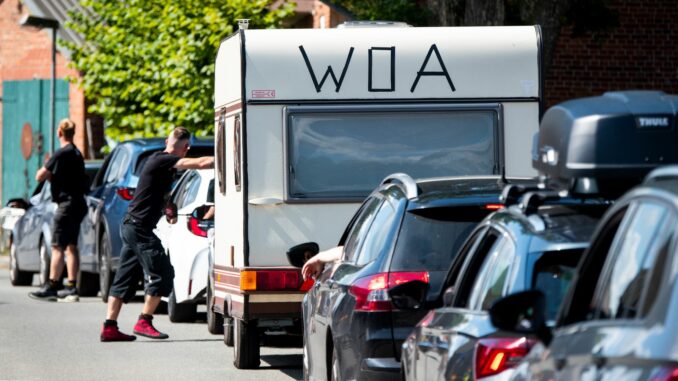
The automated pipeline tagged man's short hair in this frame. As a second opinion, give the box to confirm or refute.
[172,127,191,141]
[58,119,76,139]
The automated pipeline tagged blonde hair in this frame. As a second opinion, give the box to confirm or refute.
[58,119,76,139]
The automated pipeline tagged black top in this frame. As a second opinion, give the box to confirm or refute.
[127,151,180,227]
[45,143,86,203]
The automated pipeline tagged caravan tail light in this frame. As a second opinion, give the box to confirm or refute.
[349,271,429,312]
[475,337,536,379]
[116,187,135,201]
[240,269,306,291]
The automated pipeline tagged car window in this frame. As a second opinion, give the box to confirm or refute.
[531,248,584,322]
[342,197,383,262]
[103,149,122,184]
[174,172,197,210]
[391,206,489,272]
[354,189,404,266]
[595,201,670,320]
[183,174,202,207]
[467,236,515,311]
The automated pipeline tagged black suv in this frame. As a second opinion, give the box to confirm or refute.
[401,187,609,381]
[301,173,529,381]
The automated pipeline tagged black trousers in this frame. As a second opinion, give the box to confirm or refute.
[108,215,174,303]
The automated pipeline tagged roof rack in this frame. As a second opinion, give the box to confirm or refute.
[500,184,542,206]
[645,166,678,182]
[520,190,563,215]
[381,173,418,199]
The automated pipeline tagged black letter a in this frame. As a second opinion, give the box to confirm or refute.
[410,44,456,93]
[299,46,354,93]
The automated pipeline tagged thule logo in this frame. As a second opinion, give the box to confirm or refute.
[636,116,671,129]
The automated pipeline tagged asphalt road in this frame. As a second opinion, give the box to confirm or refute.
[0,255,302,381]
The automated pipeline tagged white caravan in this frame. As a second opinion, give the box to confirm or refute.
[212,25,542,368]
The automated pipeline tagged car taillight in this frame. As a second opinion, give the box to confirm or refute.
[484,203,504,210]
[475,337,536,379]
[116,187,135,201]
[349,271,429,312]
[187,216,208,237]
[650,367,678,381]
[240,269,304,291]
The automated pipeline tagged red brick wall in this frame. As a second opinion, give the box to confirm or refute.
[313,1,351,28]
[545,0,678,106]
[0,0,87,153]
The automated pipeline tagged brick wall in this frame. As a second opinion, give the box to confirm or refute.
[313,1,351,28]
[545,0,678,106]
[0,0,87,153]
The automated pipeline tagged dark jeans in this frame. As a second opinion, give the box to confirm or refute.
[108,215,174,303]
[51,198,87,249]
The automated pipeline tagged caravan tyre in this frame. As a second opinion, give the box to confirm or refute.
[223,318,234,346]
[206,277,224,334]
[233,318,260,369]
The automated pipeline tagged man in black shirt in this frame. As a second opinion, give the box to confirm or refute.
[101,127,214,341]
[29,119,87,302]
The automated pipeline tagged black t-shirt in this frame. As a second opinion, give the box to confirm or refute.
[127,151,180,227]
[45,143,86,203]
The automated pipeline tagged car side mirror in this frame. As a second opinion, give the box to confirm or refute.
[443,286,456,307]
[489,290,552,345]
[286,242,320,268]
[389,280,429,310]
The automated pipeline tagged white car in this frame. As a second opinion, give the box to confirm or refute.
[155,169,214,322]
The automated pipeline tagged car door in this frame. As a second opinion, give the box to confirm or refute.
[306,195,382,381]
[155,170,194,249]
[79,152,114,269]
[542,200,675,381]
[427,229,516,381]
[24,182,52,256]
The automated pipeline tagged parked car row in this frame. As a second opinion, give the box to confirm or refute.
[287,90,678,381]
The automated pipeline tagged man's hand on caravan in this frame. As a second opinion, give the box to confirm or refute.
[301,246,343,281]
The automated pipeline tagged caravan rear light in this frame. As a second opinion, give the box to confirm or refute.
[240,270,301,291]
[116,187,135,201]
[349,272,429,312]
[475,337,536,379]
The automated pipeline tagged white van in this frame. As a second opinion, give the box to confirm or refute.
[211,24,542,368]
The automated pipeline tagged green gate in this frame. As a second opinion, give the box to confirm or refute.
[2,79,69,204]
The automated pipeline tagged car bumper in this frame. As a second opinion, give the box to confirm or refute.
[359,357,401,381]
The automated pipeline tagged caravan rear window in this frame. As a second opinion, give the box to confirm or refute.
[284,104,500,201]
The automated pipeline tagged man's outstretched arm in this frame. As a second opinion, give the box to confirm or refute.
[174,156,214,170]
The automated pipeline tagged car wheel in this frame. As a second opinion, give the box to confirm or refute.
[98,233,113,303]
[77,268,99,297]
[330,344,340,381]
[206,276,224,334]
[38,238,50,286]
[9,239,33,286]
[233,318,260,369]
[223,317,234,346]
[168,289,197,322]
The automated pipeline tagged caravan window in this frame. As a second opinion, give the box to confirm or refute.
[285,104,500,201]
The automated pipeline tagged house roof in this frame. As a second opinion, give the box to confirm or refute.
[22,0,90,57]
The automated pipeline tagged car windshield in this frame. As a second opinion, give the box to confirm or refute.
[390,206,491,272]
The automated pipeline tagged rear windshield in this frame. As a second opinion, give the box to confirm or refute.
[531,248,584,322]
[390,207,491,272]
[134,146,214,175]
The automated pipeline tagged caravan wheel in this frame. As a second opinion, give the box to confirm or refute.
[232,318,260,369]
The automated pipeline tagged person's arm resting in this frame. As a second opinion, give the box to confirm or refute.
[35,167,52,182]
[174,156,214,170]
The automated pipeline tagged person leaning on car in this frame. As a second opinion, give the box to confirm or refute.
[100,127,214,342]
[29,119,88,302]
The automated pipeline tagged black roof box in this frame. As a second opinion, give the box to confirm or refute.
[533,91,678,196]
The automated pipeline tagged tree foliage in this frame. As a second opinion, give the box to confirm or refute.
[331,0,430,26]
[64,0,293,142]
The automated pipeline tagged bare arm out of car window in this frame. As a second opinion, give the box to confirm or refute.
[302,246,343,281]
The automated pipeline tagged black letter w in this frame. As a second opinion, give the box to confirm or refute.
[299,46,354,93]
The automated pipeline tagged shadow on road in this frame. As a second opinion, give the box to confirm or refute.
[261,354,303,380]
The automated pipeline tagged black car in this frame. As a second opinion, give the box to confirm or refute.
[487,90,678,381]
[302,173,527,381]
[401,187,609,381]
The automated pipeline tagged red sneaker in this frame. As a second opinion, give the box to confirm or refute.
[133,315,169,339]
[100,324,136,342]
